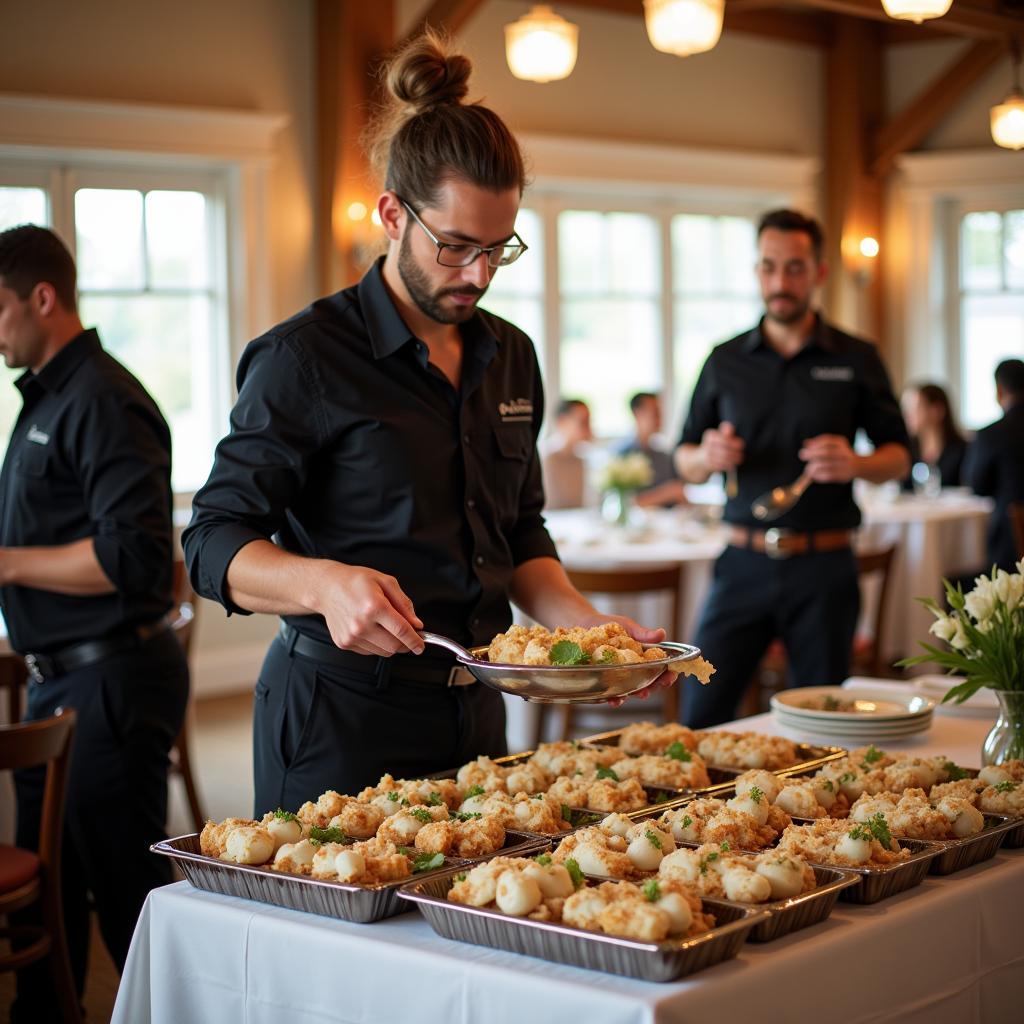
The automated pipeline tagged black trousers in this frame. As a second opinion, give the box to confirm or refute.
[683,545,860,729]
[252,633,508,817]
[12,630,189,1022]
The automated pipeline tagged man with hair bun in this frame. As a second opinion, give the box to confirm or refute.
[185,32,677,813]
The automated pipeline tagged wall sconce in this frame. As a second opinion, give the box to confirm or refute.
[859,237,880,260]
[879,0,952,24]
[991,44,1024,151]
[504,5,578,83]
[344,199,382,269]
[643,0,725,58]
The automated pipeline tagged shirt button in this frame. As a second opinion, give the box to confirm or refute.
[463,434,471,445]
[467,498,476,509]
[475,555,484,567]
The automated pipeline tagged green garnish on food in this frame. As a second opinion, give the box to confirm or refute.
[308,825,347,845]
[848,823,869,842]
[386,791,400,802]
[427,792,445,806]
[550,641,590,666]
[821,779,834,793]
[706,851,720,863]
[748,786,764,804]
[699,852,720,875]
[645,828,662,850]
[642,879,661,902]
[452,811,482,822]
[454,872,467,882]
[565,858,585,889]
[681,815,693,829]
[535,853,553,866]
[595,765,619,782]
[412,852,445,873]
[861,745,885,768]
[400,798,410,807]
[942,761,969,781]
[465,785,486,798]
[273,808,297,822]
[994,780,1018,793]
[599,649,618,664]
[852,812,893,848]
[532,792,545,800]
[410,808,433,824]
[720,841,730,852]
[839,771,856,784]
[665,741,692,763]
[653,791,672,804]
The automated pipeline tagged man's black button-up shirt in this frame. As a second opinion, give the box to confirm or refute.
[183,259,557,648]
[0,329,175,653]
[680,316,909,531]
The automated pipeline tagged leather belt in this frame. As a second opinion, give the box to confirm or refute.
[24,618,172,684]
[728,525,854,560]
[280,624,477,687]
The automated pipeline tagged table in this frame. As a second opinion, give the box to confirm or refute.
[545,490,992,667]
[112,704,1024,1024]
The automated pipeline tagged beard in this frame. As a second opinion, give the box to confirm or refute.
[398,228,486,325]
[764,292,811,326]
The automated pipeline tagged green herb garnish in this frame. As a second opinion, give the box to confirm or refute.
[821,779,834,793]
[452,811,482,821]
[665,741,692,763]
[748,786,764,804]
[532,792,545,800]
[454,872,467,882]
[599,649,617,664]
[535,853,553,866]
[412,852,445,873]
[400,798,410,807]
[866,812,893,848]
[720,841,730,852]
[848,823,869,842]
[706,850,720,863]
[308,825,347,844]
[680,815,693,829]
[994,780,1018,794]
[386,791,400,802]
[410,808,433,824]
[942,761,969,781]
[564,857,585,889]
[595,765,619,782]
[642,879,661,902]
[653,790,672,804]
[861,745,885,769]
[839,772,856,784]
[427,792,445,806]
[273,808,297,822]
[465,785,486,798]
[550,641,590,666]
[645,828,662,850]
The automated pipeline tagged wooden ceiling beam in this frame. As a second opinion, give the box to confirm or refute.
[870,37,1006,176]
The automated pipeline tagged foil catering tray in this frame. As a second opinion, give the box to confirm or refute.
[398,865,768,982]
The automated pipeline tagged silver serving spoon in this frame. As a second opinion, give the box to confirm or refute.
[751,469,814,521]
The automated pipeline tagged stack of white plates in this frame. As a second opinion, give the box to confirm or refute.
[770,686,935,740]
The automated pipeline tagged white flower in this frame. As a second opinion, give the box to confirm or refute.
[964,577,996,625]
[928,614,957,643]
[991,569,1023,613]
[600,453,654,492]
[949,617,970,651]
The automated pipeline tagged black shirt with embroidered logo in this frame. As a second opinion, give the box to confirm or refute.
[0,329,175,653]
[183,258,557,648]
[680,315,909,531]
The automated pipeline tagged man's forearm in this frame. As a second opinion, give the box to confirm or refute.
[0,538,115,595]
[674,444,712,484]
[509,557,598,628]
[856,442,911,484]
[224,539,331,616]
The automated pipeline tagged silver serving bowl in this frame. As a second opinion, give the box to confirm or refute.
[421,632,703,704]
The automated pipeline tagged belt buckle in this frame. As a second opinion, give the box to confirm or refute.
[763,527,795,559]
[24,653,46,684]
[446,666,476,687]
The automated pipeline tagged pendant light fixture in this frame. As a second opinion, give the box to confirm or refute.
[504,5,579,83]
[643,0,725,58]
[879,0,953,25]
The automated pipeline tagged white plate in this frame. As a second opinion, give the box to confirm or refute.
[772,711,932,740]
[911,676,1000,718]
[771,686,934,722]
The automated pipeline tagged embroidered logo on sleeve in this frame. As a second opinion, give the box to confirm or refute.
[810,366,855,382]
[26,425,50,445]
[499,398,534,423]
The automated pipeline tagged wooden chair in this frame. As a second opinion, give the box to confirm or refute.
[532,564,684,746]
[740,543,899,717]
[0,707,81,1024]
[1010,502,1024,562]
[169,559,206,831]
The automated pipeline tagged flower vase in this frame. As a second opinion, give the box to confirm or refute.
[600,488,632,527]
[982,689,1024,766]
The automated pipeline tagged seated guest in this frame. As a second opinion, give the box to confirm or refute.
[900,381,967,488]
[541,398,592,509]
[617,392,688,508]
[964,358,1024,571]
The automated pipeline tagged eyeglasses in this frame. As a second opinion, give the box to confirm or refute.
[400,199,528,269]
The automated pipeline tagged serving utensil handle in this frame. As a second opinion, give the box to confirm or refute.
[418,630,474,661]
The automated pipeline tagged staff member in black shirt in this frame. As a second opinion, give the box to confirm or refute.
[184,32,675,815]
[0,225,188,1020]
[675,210,910,728]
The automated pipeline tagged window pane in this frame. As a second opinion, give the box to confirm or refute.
[672,214,758,295]
[80,294,216,492]
[559,211,659,296]
[961,211,1002,291]
[488,208,541,295]
[479,295,544,363]
[76,188,145,290]
[560,299,661,437]
[960,293,1024,428]
[1005,209,1024,290]
[0,186,48,229]
[146,190,210,288]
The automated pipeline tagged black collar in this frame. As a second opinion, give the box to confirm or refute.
[16,329,102,396]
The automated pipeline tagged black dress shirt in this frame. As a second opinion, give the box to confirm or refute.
[964,400,1024,571]
[679,316,909,531]
[0,329,175,653]
[902,435,967,491]
[183,258,557,648]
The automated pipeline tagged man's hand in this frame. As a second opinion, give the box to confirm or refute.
[799,433,859,483]
[699,421,744,474]
[309,563,424,657]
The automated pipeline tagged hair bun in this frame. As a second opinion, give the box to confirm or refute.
[387,31,470,112]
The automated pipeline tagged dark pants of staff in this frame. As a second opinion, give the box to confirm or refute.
[11,630,189,1024]
[252,633,508,816]
[683,545,860,729]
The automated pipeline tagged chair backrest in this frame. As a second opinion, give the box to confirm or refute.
[855,544,897,676]
[1010,502,1024,562]
[0,708,76,872]
[0,654,27,726]
[171,557,198,660]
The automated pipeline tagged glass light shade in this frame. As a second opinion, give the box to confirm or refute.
[879,0,952,24]
[643,0,724,58]
[504,5,578,83]
[990,89,1024,151]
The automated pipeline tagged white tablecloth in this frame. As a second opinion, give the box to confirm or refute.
[113,705,1024,1024]
[545,492,991,667]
